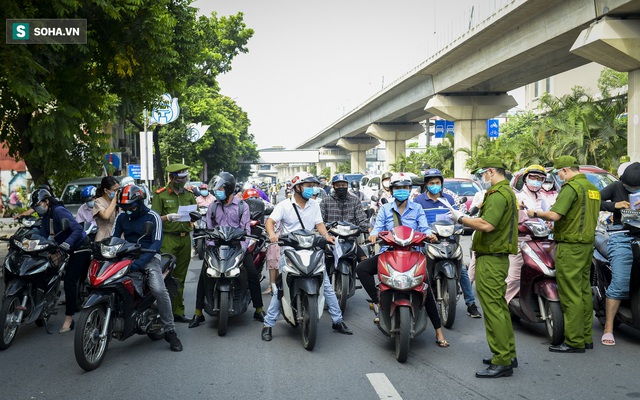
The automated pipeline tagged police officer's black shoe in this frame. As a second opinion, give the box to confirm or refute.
[188,315,205,328]
[332,321,353,335]
[549,342,585,353]
[585,342,593,350]
[164,330,183,352]
[253,311,266,323]
[173,314,190,323]
[483,357,518,368]
[261,326,272,341]
[475,364,513,378]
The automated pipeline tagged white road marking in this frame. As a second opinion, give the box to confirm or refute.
[366,373,403,400]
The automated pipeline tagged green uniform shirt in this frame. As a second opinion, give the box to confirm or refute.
[471,180,518,254]
[151,185,196,233]
[550,173,600,244]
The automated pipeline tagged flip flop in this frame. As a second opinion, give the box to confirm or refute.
[601,332,616,346]
[436,339,450,348]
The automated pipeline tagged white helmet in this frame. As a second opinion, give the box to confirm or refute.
[389,173,412,190]
[121,176,135,186]
[242,182,252,191]
[618,161,632,178]
[291,171,319,188]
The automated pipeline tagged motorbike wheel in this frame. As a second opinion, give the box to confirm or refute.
[395,306,411,363]
[147,331,164,341]
[300,293,318,351]
[0,296,21,350]
[439,278,457,329]
[74,305,110,371]
[217,291,230,337]
[197,238,205,260]
[333,274,349,315]
[544,300,565,346]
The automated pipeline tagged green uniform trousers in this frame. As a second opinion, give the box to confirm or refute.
[161,234,192,317]
[555,242,594,348]
[476,254,516,365]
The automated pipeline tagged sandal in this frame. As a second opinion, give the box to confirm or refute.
[601,332,616,346]
[435,339,450,348]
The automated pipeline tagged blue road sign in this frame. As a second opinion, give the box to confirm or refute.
[434,120,445,138]
[487,119,500,138]
[128,164,141,179]
[445,120,454,136]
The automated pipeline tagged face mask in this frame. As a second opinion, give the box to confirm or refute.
[382,181,390,191]
[334,187,348,199]
[126,210,134,215]
[87,201,95,208]
[427,185,442,195]
[301,187,314,200]
[392,189,410,202]
[200,190,209,197]
[623,184,640,193]
[312,187,322,195]
[108,191,115,199]
[34,205,47,217]
[525,178,543,192]
[214,190,227,201]
[542,182,554,191]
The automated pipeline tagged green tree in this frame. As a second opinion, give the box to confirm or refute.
[337,161,351,173]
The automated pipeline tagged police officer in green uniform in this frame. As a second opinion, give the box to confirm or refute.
[451,156,518,378]
[151,163,197,322]
[527,156,599,352]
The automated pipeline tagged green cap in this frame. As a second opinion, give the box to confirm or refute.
[475,156,507,173]
[166,163,189,173]
[553,156,579,170]
[620,155,631,163]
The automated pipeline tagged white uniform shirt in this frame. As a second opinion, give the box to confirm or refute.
[268,198,323,234]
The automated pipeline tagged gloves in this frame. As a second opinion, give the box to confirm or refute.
[166,213,180,222]
[450,209,464,223]
[59,242,71,252]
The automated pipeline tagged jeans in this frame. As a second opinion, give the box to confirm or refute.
[144,257,175,332]
[264,249,343,328]
[605,233,634,300]
[460,266,476,305]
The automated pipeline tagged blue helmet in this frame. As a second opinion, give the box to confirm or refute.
[423,169,444,185]
[81,185,97,202]
[331,174,348,185]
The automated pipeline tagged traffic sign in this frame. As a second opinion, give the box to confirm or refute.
[434,120,445,138]
[487,119,500,138]
[128,164,141,179]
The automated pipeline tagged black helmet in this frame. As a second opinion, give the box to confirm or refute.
[212,172,236,199]
[423,169,444,185]
[30,189,52,208]
[117,185,145,209]
[350,180,360,190]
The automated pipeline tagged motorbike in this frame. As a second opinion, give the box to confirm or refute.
[508,218,563,344]
[73,222,178,371]
[194,206,209,260]
[276,229,327,350]
[197,226,260,336]
[0,219,70,350]
[245,197,273,273]
[82,222,98,243]
[374,225,431,363]
[592,209,640,331]
[325,221,363,314]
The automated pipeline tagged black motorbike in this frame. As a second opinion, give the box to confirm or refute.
[194,206,209,260]
[325,221,363,314]
[592,209,640,330]
[0,219,70,350]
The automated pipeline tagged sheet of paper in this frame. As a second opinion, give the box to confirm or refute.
[177,205,197,221]
[630,192,640,210]
[437,197,455,211]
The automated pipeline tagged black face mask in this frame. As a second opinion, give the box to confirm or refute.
[334,187,348,199]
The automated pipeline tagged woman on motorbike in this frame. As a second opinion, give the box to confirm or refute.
[93,176,120,241]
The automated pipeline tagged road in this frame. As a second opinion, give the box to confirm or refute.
[1,212,640,399]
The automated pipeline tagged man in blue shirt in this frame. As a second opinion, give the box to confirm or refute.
[414,169,482,318]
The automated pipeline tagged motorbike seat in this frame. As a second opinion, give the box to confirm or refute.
[159,253,176,273]
[594,234,609,258]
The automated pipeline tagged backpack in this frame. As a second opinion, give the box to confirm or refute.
[209,200,245,225]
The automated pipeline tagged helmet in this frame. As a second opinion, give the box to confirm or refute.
[212,172,236,199]
[120,176,135,186]
[350,180,360,190]
[30,189,52,208]
[291,171,319,188]
[331,174,348,185]
[389,173,412,190]
[423,168,444,185]
[620,162,640,186]
[242,182,252,191]
[522,164,547,180]
[199,183,208,190]
[381,171,393,181]
[118,185,145,209]
[242,188,260,200]
[81,186,97,202]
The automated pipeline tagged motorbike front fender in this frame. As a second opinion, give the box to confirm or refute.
[4,279,29,298]
[82,292,113,309]
[434,260,459,280]
[292,276,321,296]
[336,260,352,275]
[216,282,231,293]
[534,279,560,301]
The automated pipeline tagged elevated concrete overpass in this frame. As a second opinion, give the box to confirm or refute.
[296,0,640,176]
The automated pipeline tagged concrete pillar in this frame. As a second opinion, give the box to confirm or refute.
[425,94,517,177]
[366,124,423,171]
[327,162,338,177]
[570,18,640,162]
[336,137,380,174]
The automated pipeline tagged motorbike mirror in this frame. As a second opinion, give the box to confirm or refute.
[370,195,379,203]
[189,211,201,222]
[138,221,154,243]
[469,206,479,216]
[458,196,467,204]
[60,218,70,233]
[366,208,375,219]
[380,197,388,205]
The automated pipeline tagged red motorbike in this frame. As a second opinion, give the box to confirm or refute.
[73,223,178,371]
[508,219,564,345]
[374,226,431,363]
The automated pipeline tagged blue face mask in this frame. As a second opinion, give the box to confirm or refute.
[214,190,226,201]
[87,201,95,208]
[427,185,442,195]
[126,210,133,215]
[200,190,209,197]
[301,187,314,200]
[108,191,115,199]
[312,187,321,195]
[393,189,410,202]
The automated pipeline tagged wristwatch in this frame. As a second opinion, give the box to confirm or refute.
[533,211,538,218]
[457,215,465,224]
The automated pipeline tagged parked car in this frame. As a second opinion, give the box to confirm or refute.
[61,177,111,216]
[443,178,481,211]
[510,165,617,192]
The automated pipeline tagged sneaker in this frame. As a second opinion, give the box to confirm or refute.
[164,330,183,351]
[467,303,482,318]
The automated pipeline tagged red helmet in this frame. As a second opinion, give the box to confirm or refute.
[118,185,145,209]
[242,188,260,200]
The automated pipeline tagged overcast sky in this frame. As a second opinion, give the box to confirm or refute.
[194,0,504,149]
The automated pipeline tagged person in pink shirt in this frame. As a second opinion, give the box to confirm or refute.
[195,183,214,207]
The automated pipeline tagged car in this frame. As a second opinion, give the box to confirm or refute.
[443,178,481,211]
[61,177,116,216]
[510,165,617,193]
[344,173,364,185]
[362,172,423,201]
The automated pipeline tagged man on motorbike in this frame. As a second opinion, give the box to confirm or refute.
[189,172,266,328]
[413,168,482,318]
[505,165,557,303]
[261,171,353,341]
[349,180,366,202]
[76,185,97,224]
[598,161,640,345]
[356,174,450,346]
[196,183,215,208]
[111,185,183,351]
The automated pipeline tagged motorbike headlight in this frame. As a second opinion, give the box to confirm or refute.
[103,265,130,285]
[434,224,454,238]
[225,266,241,278]
[331,225,359,237]
[15,239,48,252]
[524,221,550,238]
[100,243,123,258]
[23,220,36,228]
[521,242,555,276]
[206,266,221,278]
[380,264,423,290]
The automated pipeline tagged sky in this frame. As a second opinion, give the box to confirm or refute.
[194,0,505,149]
